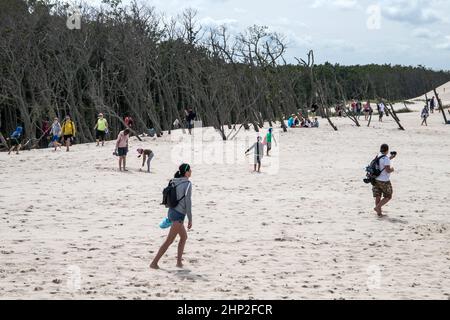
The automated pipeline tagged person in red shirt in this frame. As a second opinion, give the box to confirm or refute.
[124,115,134,128]
[40,119,50,148]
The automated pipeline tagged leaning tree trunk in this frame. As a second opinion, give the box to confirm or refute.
[433,89,448,124]
[387,103,405,130]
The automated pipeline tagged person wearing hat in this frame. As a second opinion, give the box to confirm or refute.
[137,148,154,173]
[94,113,108,147]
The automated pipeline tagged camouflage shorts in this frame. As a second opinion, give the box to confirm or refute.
[372,180,393,198]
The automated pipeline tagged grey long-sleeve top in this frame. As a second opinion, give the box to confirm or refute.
[172,177,193,222]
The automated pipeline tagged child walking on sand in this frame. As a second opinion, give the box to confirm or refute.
[51,118,62,151]
[245,136,264,173]
[264,128,277,156]
[137,148,154,173]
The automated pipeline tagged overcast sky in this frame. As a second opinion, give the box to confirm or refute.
[89,0,450,70]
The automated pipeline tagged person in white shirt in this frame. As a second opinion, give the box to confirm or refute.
[378,102,385,122]
[373,144,397,217]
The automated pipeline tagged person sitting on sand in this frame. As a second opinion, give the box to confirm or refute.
[373,144,397,217]
[421,105,429,126]
[115,128,130,172]
[294,116,300,127]
[300,118,305,127]
[61,115,76,152]
[151,164,193,269]
[287,115,295,128]
[311,118,319,128]
[245,136,264,173]
[302,118,312,128]
[50,117,62,151]
[8,126,23,155]
[137,148,154,173]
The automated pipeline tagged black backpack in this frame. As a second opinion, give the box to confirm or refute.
[161,180,189,208]
[364,155,387,185]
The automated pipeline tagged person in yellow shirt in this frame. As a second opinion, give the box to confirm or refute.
[94,113,108,146]
[61,115,76,152]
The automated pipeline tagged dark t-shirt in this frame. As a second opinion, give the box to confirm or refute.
[186,112,196,122]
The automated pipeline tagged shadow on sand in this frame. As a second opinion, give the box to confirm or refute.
[380,215,409,224]
[161,268,208,282]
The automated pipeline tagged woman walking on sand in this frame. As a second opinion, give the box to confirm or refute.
[115,128,130,171]
[151,164,193,269]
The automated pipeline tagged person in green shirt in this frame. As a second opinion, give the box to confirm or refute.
[265,128,277,156]
[94,113,108,146]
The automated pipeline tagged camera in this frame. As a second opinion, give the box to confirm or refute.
[363,178,371,184]
[390,151,397,156]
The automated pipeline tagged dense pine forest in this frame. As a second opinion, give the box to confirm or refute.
[1,0,450,142]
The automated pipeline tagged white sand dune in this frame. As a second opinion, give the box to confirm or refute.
[1,88,449,300]
[408,80,450,111]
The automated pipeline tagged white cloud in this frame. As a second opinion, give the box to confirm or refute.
[333,0,358,9]
[199,16,239,31]
[412,28,441,39]
[380,0,447,24]
[310,0,358,9]
[435,36,450,50]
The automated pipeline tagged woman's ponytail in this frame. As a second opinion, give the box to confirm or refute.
[174,163,190,178]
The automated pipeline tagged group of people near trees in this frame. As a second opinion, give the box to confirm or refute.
[4,115,77,154]
[335,100,390,122]
[287,114,320,128]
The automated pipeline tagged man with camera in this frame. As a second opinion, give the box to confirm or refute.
[373,144,397,217]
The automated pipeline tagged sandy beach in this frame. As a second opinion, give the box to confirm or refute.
[0,84,449,300]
